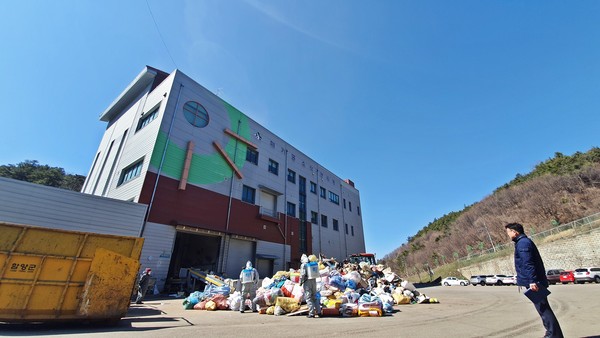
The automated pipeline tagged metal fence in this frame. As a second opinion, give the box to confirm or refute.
[458,212,600,263]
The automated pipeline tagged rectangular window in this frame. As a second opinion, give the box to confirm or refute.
[300,220,307,252]
[268,159,279,175]
[92,140,114,194]
[311,211,318,224]
[328,191,340,204]
[320,187,326,199]
[118,159,144,186]
[287,169,296,183]
[259,190,277,217]
[343,199,346,209]
[246,148,259,165]
[321,214,328,228]
[345,223,349,234]
[103,129,128,196]
[287,202,296,217]
[83,151,101,191]
[349,201,352,211]
[136,105,159,132]
[333,219,339,231]
[299,176,306,194]
[351,225,355,236]
[357,206,361,215]
[299,197,306,219]
[310,181,317,194]
[242,185,256,204]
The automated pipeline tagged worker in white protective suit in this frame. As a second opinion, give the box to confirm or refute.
[300,254,321,318]
[238,261,259,313]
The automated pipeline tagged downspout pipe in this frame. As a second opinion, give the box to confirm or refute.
[316,167,322,254]
[226,120,242,233]
[340,182,348,258]
[283,148,288,270]
[221,120,241,273]
[139,83,184,237]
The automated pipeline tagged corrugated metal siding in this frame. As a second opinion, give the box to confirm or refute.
[313,225,341,259]
[137,221,176,292]
[226,238,254,278]
[173,85,359,260]
[107,76,176,202]
[83,67,366,272]
[154,79,239,196]
[0,177,181,292]
[167,69,366,262]
[256,240,290,273]
[0,177,146,237]
[105,91,157,202]
[93,97,144,196]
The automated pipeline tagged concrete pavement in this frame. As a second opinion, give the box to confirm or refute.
[2,284,599,337]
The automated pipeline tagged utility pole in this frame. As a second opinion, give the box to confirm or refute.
[483,223,496,252]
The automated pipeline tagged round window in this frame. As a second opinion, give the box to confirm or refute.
[183,101,209,128]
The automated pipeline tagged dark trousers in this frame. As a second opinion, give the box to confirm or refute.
[533,296,563,338]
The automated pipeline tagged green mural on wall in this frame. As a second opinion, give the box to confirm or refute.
[150,100,251,185]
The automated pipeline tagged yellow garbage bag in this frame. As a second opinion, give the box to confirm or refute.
[274,297,300,313]
[272,270,290,280]
[393,293,411,304]
[205,300,217,311]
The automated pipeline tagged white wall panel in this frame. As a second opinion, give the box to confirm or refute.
[81,67,366,274]
[256,240,290,273]
[137,221,177,292]
[0,177,146,237]
[225,238,254,278]
[106,88,162,202]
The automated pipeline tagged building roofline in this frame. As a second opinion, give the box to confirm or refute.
[99,66,169,122]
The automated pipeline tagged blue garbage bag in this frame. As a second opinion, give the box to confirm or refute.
[186,291,203,305]
[329,275,346,291]
[345,279,357,290]
[213,285,231,296]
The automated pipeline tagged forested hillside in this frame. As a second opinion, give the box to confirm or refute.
[380,147,600,274]
[0,160,85,192]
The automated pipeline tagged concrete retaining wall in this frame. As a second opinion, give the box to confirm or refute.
[460,227,600,276]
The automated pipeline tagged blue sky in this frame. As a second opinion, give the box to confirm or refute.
[1,1,599,258]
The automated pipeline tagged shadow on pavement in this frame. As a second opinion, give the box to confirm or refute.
[0,316,192,336]
[0,301,192,336]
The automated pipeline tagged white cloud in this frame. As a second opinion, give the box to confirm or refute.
[243,0,351,52]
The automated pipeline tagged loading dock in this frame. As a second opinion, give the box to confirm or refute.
[166,227,222,292]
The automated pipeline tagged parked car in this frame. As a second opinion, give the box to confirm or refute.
[441,277,470,286]
[573,267,600,283]
[485,274,508,285]
[559,270,575,284]
[546,269,565,285]
[500,275,517,285]
[469,275,487,286]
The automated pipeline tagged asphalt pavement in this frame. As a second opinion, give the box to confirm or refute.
[2,283,599,338]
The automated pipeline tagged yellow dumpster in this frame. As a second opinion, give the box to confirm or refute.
[0,222,144,323]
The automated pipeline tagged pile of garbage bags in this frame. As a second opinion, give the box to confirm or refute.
[182,259,439,317]
[182,284,231,310]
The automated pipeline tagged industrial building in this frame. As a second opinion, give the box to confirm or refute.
[81,66,365,290]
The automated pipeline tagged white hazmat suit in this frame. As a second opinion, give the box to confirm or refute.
[300,254,321,318]
[238,261,259,313]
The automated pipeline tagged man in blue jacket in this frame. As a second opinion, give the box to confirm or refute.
[505,223,563,338]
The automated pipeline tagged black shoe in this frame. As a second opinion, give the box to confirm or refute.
[135,301,143,304]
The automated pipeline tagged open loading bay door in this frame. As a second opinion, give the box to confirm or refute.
[168,230,221,289]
